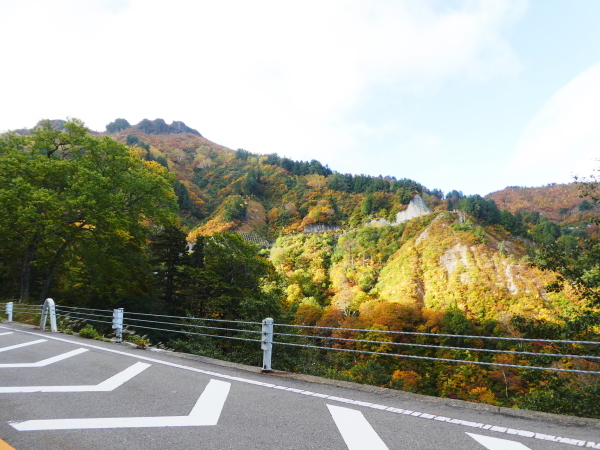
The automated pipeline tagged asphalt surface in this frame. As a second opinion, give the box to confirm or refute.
[0,322,599,450]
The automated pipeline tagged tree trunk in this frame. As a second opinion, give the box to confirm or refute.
[38,239,70,304]
[20,239,40,303]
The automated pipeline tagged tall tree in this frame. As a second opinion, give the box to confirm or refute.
[149,225,189,308]
[0,119,178,303]
[180,233,283,321]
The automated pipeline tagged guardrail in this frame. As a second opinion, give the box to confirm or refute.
[2,300,600,375]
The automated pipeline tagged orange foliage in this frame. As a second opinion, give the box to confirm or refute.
[294,304,323,327]
[317,306,345,329]
[361,302,422,332]
[391,370,422,392]
[487,184,594,224]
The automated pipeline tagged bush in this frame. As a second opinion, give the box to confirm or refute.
[78,324,103,340]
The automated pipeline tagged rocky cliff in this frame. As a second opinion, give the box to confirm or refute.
[395,194,432,224]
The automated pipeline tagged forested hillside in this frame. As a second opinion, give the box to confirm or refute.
[2,118,599,417]
[487,184,599,226]
[103,118,436,238]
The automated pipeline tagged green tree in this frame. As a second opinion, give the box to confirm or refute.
[149,225,190,309]
[327,173,349,192]
[530,218,561,245]
[242,168,260,196]
[458,195,501,225]
[579,199,593,211]
[0,119,177,303]
[180,233,283,321]
[126,134,140,146]
[174,179,193,212]
[361,194,374,216]
[222,195,247,221]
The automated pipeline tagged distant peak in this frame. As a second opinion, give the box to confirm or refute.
[135,118,202,136]
[105,118,202,137]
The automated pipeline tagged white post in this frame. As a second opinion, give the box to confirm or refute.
[112,308,124,343]
[5,302,13,322]
[261,318,274,372]
[40,298,57,332]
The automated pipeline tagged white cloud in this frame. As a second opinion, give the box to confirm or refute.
[507,63,600,186]
[1,0,525,174]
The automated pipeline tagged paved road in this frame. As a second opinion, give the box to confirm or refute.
[0,322,598,450]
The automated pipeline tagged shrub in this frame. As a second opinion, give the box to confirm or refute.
[78,324,103,340]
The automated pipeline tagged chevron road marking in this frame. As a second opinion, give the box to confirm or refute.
[0,361,150,393]
[10,378,231,431]
[0,332,14,336]
[0,339,46,353]
[2,326,597,448]
[328,404,389,450]
[467,432,532,449]
[0,348,88,368]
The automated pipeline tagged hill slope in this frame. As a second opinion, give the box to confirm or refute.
[270,211,586,322]
[487,184,598,225]
[104,119,437,238]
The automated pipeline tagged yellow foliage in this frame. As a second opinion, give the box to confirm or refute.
[306,174,327,189]
[285,284,304,304]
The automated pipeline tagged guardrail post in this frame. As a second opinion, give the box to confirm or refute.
[261,317,274,372]
[5,302,13,322]
[40,298,57,332]
[112,308,124,343]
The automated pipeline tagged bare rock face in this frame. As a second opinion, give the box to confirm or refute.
[302,223,341,234]
[395,194,432,224]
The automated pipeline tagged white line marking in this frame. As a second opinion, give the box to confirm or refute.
[467,432,532,449]
[328,404,389,450]
[0,361,150,393]
[0,326,594,448]
[10,379,230,430]
[0,339,46,353]
[0,332,14,336]
[0,348,88,368]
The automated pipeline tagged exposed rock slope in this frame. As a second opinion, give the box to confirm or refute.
[374,212,573,320]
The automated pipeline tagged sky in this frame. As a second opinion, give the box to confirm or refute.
[1,0,599,196]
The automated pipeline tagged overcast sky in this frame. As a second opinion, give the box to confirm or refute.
[1,0,599,196]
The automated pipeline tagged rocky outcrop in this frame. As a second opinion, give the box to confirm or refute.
[135,118,202,136]
[367,218,393,227]
[302,223,342,234]
[365,195,433,228]
[395,194,432,224]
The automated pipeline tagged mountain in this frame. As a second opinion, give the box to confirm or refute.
[486,184,598,226]
[6,118,598,416]
[103,118,438,238]
[97,117,598,319]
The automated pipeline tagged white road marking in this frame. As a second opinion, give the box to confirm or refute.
[0,339,46,353]
[1,326,596,448]
[328,404,389,450]
[10,379,230,430]
[0,332,14,336]
[0,361,149,393]
[467,432,532,449]
[0,348,88,368]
